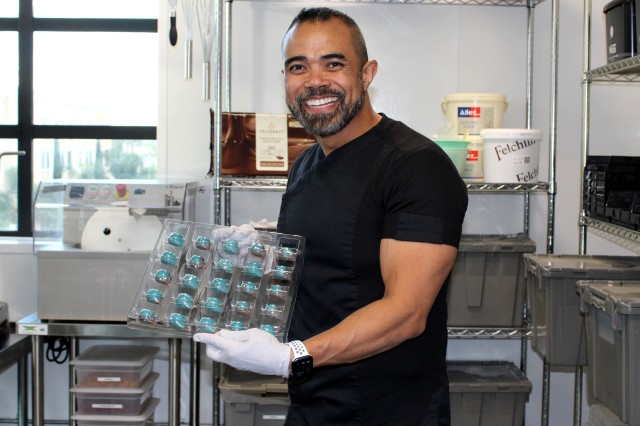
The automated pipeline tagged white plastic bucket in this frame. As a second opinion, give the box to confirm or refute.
[442,93,508,136]
[481,128,542,183]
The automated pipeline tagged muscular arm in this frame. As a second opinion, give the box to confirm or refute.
[302,238,457,367]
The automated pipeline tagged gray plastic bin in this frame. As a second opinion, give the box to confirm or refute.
[524,254,640,366]
[219,367,289,426]
[578,280,640,425]
[448,361,532,426]
[448,234,536,327]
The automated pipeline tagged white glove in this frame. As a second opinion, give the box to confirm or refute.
[193,328,291,378]
[214,224,259,259]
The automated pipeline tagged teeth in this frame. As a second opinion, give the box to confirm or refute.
[306,97,337,107]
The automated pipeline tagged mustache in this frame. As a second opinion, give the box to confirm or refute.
[296,87,345,103]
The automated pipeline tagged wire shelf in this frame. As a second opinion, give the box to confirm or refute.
[231,0,543,5]
[585,56,640,83]
[585,217,640,253]
[220,177,550,192]
[447,326,532,338]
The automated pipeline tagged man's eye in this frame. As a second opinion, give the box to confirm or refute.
[288,64,305,74]
[328,62,344,69]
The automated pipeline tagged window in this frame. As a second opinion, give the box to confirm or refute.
[0,0,158,236]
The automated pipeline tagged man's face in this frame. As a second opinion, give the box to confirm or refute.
[282,19,366,138]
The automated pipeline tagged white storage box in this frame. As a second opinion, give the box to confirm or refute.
[71,397,159,426]
[578,280,640,425]
[71,345,159,388]
[72,373,158,415]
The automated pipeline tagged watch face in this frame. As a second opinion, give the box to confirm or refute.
[291,355,313,383]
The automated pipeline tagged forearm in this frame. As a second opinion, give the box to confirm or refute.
[304,296,428,367]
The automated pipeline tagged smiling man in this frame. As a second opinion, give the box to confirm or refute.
[194,7,468,425]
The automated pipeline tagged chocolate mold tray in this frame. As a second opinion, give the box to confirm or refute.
[127,220,304,341]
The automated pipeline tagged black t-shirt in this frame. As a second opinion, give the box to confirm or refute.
[277,115,468,426]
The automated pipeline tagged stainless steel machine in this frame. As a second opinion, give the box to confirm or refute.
[33,179,198,321]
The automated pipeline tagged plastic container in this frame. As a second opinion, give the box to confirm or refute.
[71,345,159,388]
[72,372,158,415]
[481,128,542,184]
[432,139,468,175]
[586,404,628,426]
[603,0,636,63]
[447,234,536,327]
[127,220,305,341]
[71,397,159,426]
[441,93,508,136]
[462,135,484,181]
[219,366,289,426]
[524,254,640,366]
[578,280,640,425]
[448,361,532,426]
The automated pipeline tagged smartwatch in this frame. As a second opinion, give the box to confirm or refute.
[288,340,313,383]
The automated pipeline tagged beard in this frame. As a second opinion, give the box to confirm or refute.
[287,78,365,138]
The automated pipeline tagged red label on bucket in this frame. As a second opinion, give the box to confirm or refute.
[467,150,479,161]
[458,107,481,118]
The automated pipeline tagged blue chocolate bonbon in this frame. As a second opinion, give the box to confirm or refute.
[228,320,247,330]
[138,309,157,323]
[146,288,164,304]
[249,242,266,257]
[260,324,277,335]
[210,277,230,293]
[198,317,216,333]
[167,232,184,247]
[204,297,223,313]
[188,254,205,270]
[244,262,263,278]
[239,281,257,294]
[154,269,172,284]
[222,240,239,254]
[217,259,234,275]
[175,293,194,309]
[195,236,212,251]
[160,251,178,266]
[233,300,251,312]
[181,274,199,290]
[168,312,188,329]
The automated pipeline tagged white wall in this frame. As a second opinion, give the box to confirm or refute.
[1,0,639,424]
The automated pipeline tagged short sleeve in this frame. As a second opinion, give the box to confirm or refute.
[378,143,468,248]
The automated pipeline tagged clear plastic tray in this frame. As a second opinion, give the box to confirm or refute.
[127,220,305,341]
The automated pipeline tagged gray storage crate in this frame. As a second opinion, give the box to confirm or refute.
[578,280,640,425]
[524,254,640,366]
[586,404,628,426]
[219,366,289,426]
[448,361,532,426]
[448,234,535,327]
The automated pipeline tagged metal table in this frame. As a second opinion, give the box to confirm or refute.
[0,333,31,426]
[17,313,200,426]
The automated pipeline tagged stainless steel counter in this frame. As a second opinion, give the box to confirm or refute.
[17,313,200,426]
[0,333,31,426]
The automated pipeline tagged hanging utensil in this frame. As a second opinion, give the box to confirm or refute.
[168,0,178,46]
[182,0,197,79]
[197,0,217,100]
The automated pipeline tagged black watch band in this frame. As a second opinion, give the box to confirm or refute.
[288,340,313,383]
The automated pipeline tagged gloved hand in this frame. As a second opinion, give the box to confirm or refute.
[214,224,259,259]
[193,328,291,378]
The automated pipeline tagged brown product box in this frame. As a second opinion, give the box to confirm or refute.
[209,110,317,176]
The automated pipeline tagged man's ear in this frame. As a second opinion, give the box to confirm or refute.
[361,60,378,90]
